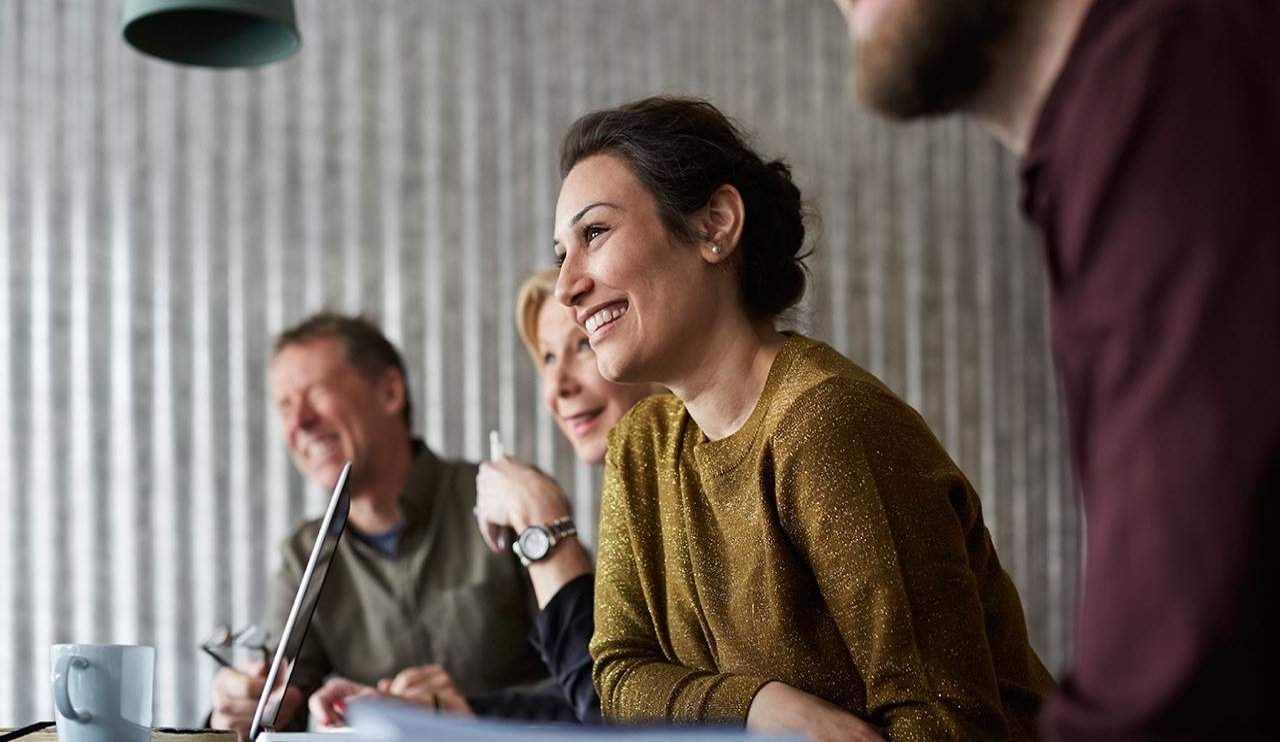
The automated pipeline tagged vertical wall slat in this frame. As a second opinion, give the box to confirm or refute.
[460,10,483,463]
[28,0,57,684]
[186,57,218,717]
[260,53,293,699]
[48,0,76,650]
[0,0,18,715]
[527,2,557,476]
[68,0,99,651]
[493,4,519,457]
[226,63,253,635]
[420,1,445,453]
[147,54,180,723]
[6,4,34,700]
[108,2,140,647]
[338,2,361,311]
[378,0,404,344]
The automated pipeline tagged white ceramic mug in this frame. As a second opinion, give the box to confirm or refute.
[50,644,154,742]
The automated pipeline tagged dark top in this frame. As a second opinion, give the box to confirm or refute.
[350,523,404,558]
[467,681,578,723]
[1021,0,1280,737]
[467,574,601,724]
[531,574,600,723]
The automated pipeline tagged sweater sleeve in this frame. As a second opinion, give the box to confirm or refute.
[589,423,771,724]
[774,379,1011,741]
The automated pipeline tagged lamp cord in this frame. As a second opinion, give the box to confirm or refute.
[0,721,55,741]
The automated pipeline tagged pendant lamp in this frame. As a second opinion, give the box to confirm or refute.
[122,0,301,68]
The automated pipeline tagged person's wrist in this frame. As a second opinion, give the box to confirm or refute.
[513,504,570,534]
[509,510,536,534]
[524,534,580,569]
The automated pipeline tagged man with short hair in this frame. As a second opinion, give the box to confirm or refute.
[210,312,546,738]
[830,0,1280,737]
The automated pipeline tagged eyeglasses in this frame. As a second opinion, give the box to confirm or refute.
[200,624,271,669]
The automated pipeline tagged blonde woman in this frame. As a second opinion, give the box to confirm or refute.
[470,267,658,722]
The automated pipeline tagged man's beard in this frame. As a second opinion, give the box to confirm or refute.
[854,0,1020,119]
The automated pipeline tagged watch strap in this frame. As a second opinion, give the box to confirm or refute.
[545,516,577,544]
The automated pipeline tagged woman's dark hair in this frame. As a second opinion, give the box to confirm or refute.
[559,96,809,319]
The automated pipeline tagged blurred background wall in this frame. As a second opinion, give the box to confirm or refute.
[0,0,1079,726]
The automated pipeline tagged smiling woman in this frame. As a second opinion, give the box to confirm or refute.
[517,268,659,466]
[555,97,1055,741]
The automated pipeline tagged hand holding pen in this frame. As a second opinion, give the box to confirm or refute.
[474,429,572,554]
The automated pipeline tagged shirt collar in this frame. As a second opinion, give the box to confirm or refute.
[396,438,440,527]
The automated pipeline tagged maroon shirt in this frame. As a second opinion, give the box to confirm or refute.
[1022,0,1280,737]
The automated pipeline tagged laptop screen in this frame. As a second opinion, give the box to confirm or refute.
[249,461,352,741]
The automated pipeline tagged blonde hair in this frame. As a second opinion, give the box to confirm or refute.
[515,267,561,368]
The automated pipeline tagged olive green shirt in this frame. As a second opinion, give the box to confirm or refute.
[591,334,1054,740]
[267,441,547,717]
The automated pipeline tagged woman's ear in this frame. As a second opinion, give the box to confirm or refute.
[698,184,745,263]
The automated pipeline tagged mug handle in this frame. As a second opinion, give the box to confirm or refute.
[53,654,93,723]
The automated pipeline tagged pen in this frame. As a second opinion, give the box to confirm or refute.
[488,430,510,550]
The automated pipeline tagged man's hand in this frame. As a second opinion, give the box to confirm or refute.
[747,681,884,742]
[210,660,303,741]
[309,676,376,728]
[309,666,473,728]
[475,456,571,553]
[377,664,474,717]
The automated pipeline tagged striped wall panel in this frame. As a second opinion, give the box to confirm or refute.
[0,0,1080,726]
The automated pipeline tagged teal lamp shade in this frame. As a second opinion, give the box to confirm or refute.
[122,0,301,68]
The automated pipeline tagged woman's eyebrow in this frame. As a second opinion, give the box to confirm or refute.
[570,201,619,226]
[553,201,621,250]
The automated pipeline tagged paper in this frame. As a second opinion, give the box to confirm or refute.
[345,697,805,741]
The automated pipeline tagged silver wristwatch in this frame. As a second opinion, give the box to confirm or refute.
[512,516,577,566]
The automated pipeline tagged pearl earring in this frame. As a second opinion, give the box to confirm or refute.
[711,243,722,256]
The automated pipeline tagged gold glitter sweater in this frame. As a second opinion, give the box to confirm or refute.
[591,334,1054,740]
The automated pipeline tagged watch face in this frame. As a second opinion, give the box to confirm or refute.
[519,526,551,561]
